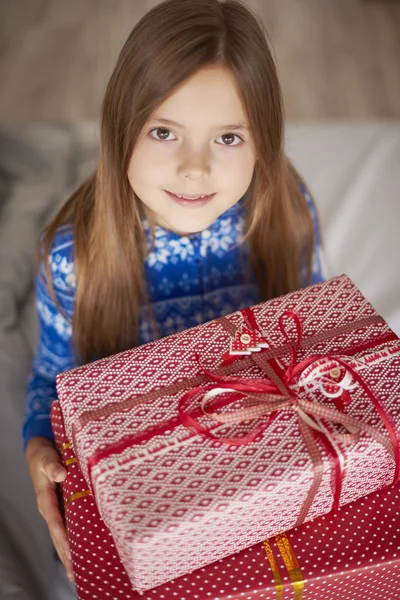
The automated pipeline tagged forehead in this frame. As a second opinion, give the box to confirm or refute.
[151,66,248,130]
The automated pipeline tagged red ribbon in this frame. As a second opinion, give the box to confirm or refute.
[281,311,400,484]
[178,311,400,525]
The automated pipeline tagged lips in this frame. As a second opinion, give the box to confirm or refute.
[165,190,216,208]
[167,191,213,200]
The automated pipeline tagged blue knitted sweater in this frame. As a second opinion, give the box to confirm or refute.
[22,187,324,447]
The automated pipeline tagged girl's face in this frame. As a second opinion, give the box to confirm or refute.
[127,65,257,235]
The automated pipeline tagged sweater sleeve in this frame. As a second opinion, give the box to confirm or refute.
[22,227,77,450]
[299,181,325,285]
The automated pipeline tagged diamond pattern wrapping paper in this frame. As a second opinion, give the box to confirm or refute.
[51,400,400,600]
[55,274,400,592]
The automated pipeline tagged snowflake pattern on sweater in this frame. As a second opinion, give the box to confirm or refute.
[22,187,324,447]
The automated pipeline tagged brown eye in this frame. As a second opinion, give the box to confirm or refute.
[156,128,170,139]
[149,127,175,141]
[222,134,235,145]
[217,133,242,146]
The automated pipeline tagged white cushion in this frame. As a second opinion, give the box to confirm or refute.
[286,122,400,336]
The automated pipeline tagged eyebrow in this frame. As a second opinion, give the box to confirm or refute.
[151,117,249,131]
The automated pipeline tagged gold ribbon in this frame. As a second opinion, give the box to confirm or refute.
[61,443,91,509]
[263,533,304,599]
[263,541,283,600]
[65,489,92,509]
[275,533,304,599]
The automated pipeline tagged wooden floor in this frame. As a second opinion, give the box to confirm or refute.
[0,0,399,122]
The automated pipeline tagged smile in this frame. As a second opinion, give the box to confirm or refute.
[164,190,216,207]
[168,191,214,200]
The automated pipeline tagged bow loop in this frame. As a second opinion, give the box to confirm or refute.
[279,311,303,380]
[179,310,400,524]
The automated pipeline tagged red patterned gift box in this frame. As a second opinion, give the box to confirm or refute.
[51,400,400,600]
[55,274,400,593]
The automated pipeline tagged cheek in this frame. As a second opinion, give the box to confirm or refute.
[128,149,156,190]
[220,150,255,188]
[130,142,175,186]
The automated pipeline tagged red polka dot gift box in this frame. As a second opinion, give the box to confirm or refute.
[51,400,400,600]
[54,274,400,594]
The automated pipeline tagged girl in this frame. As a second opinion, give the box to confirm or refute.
[23,0,324,591]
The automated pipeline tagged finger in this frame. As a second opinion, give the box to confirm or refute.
[37,486,66,531]
[66,565,75,583]
[52,530,75,582]
[37,487,71,555]
[49,506,74,581]
[42,458,67,483]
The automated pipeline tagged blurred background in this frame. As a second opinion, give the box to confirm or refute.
[0,2,399,599]
[1,0,400,121]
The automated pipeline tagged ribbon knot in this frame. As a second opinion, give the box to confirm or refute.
[279,310,303,382]
[178,310,400,526]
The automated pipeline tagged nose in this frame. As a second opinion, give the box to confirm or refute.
[177,143,211,181]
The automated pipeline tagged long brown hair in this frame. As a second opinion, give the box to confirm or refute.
[42,0,316,363]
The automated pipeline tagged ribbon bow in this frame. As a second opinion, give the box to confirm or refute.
[178,311,400,526]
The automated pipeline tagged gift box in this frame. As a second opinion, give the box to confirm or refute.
[55,274,400,592]
[51,400,400,600]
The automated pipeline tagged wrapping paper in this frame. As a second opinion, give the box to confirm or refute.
[55,274,400,592]
[51,400,400,600]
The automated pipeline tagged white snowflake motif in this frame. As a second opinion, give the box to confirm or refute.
[66,272,77,289]
[139,318,154,344]
[169,238,194,263]
[312,248,322,276]
[37,300,53,327]
[177,272,193,293]
[201,219,236,257]
[50,254,75,290]
[53,313,72,339]
[208,266,221,286]
[192,311,204,325]
[157,277,175,296]
[174,315,187,332]
[219,217,234,236]
[234,215,245,240]
[32,399,49,415]
[224,263,238,281]
[163,316,176,335]
[146,238,171,270]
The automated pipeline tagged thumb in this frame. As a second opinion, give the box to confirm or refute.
[43,456,67,483]
[52,465,67,483]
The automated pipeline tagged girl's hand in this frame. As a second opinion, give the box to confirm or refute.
[25,436,75,583]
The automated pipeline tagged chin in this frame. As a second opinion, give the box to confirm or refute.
[166,217,214,236]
